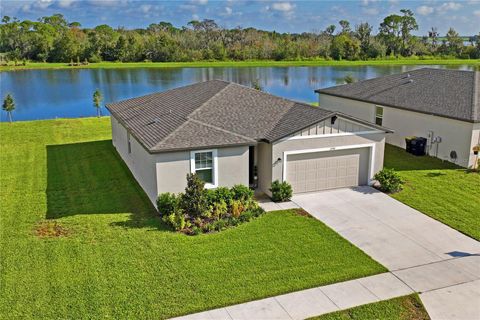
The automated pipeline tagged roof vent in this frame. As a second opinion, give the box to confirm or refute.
[147,118,162,125]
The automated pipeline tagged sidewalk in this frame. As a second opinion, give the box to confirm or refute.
[171,272,414,320]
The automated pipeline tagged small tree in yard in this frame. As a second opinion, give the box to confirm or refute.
[2,94,15,123]
[182,173,208,218]
[374,168,404,193]
[93,89,103,117]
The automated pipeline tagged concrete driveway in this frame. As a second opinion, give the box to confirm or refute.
[292,186,480,320]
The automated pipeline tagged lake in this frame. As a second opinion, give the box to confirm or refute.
[0,65,475,122]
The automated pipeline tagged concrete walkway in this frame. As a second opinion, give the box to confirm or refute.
[172,187,480,320]
[171,272,414,320]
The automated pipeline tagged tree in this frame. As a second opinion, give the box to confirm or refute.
[445,27,463,56]
[355,22,373,59]
[399,9,418,55]
[93,89,103,117]
[182,173,207,218]
[324,25,336,37]
[428,27,439,52]
[2,94,15,122]
[379,14,402,56]
[339,20,351,34]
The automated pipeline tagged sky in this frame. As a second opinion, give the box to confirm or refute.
[1,0,479,36]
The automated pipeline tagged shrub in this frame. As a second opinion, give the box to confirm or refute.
[182,173,207,218]
[206,187,233,206]
[156,192,180,217]
[163,208,186,231]
[374,168,404,193]
[211,199,228,219]
[231,199,245,218]
[270,180,293,202]
[231,184,254,202]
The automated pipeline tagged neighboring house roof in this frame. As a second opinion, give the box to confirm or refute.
[106,80,389,153]
[316,68,480,123]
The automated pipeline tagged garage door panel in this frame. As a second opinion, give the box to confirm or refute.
[286,150,367,194]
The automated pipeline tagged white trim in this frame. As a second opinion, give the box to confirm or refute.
[282,143,376,186]
[284,130,383,141]
[190,149,218,188]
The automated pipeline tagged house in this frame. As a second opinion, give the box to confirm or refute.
[106,80,391,206]
[316,68,480,168]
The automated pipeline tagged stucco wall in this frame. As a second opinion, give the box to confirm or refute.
[257,142,273,196]
[112,115,250,204]
[111,117,158,205]
[319,94,476,167]
[270,132,386,188]
[155,146,250,195]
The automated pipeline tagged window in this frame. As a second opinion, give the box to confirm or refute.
[191,150,218,187]
[127,132,131,153]
[375,106,383,126]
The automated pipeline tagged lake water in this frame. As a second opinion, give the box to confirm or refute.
[0,65,475,122]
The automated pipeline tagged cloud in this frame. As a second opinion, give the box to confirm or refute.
[225,6,232,15]
[271,2,295,12]
[363,7,379,15]
[139,4,151,13]
[361,0,379,6]
[191,0,208,5]
[57,0,75,8]
[437,2,463,12]
[474,10,480,17]
[417,5,434,15]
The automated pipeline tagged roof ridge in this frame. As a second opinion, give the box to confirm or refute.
[187,82,232,119]
[188,119,257,142]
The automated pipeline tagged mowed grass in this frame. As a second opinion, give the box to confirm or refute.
[1,58,478,71]
[311,294,430,320]
[0,118,386,319]
[384,144,480,240]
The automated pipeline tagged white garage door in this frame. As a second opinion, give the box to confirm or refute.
[286,150,366,194]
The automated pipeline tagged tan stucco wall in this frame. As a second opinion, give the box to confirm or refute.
[259,132,386,194]
[319,94,477,168]
[112,116,250,206]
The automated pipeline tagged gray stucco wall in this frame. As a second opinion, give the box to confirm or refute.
[254,132,386,195]
[155,146,250,194]
[112,116,250,206]
[319,94,477,168]
[257,142,273,196]
[272,133,385,184]
[111,117,158,205]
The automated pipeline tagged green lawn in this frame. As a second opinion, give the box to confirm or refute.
[311,294,430,320]
[0,118,385,319]
[384,144,480,240]
[1,58,478,71]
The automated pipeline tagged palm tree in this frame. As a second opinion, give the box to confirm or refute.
[2,94,15,123]
[93,89,103,117]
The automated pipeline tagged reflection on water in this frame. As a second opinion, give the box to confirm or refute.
[0,64,474,121]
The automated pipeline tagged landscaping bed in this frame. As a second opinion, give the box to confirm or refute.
[384,144,480,240]
[0,118,386,319]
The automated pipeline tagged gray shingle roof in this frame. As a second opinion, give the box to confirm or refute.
[316,68,480,123]
[106,80,344,153]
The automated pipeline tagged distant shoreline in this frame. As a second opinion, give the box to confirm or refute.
[1,59,479,71]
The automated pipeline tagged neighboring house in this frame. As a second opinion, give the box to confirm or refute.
[316,68,480,168]
[106,80,391,205]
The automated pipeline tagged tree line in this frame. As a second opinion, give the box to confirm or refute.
[1,10,479,64]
